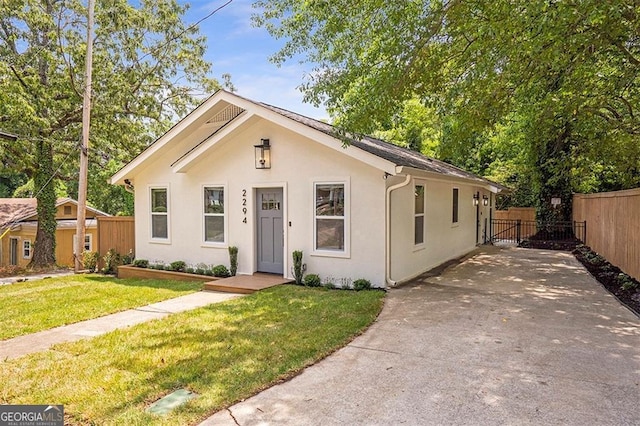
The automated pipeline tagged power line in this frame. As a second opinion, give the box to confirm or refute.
[137,0,234,63]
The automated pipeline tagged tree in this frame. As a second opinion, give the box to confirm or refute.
[1,0,221,266]
[255,0,640,221]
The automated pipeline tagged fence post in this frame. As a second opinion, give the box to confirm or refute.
[516,219,521,243]
[583,220,587,243]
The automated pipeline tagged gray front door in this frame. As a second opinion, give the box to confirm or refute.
[256,188,284,274]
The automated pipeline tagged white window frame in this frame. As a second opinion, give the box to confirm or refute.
[149,185,170,243]
[23,239,32,259]
[202,184,227,247]
[312,179,350,258]
[452,187,460,226]
[73,234,93,254]
[414,183,425,247]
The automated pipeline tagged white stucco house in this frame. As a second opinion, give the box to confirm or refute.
[111,90,504,288]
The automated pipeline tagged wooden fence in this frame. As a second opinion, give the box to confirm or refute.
[573,188,640,281]
[494,207,536,222]
[97,216,135,261]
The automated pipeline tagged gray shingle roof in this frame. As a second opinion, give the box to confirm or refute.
[259,102,506,190]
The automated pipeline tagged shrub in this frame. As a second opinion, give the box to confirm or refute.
[353,278,372,291]
[292,250,306,285]
[82,251,99,272]
[619,273,638,291]
[121,250,135,265]
[169,260,187,272]
[132,259,149,268]
[151,263,165,270]
[323,282,336,290]
[204,269,214,277]
[195,268,206,275]
[185,267,195,274]
[212,264,230,278]
[228,246,238,276]
[304,274,321,287]
[101,249,121,275]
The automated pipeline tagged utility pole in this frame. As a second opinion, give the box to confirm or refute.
[75,0,94,273]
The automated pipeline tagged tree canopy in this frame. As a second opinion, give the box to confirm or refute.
[1,0,222,265]
[255,0,640,219]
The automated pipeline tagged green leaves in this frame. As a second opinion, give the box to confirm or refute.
[254,0,640,217]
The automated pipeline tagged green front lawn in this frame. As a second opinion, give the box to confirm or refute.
[0,275,202,340]
[0,285,385,425]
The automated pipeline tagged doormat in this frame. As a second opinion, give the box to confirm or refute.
[146,389,197,415]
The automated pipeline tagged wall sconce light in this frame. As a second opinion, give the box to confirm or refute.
[254,138,271,169]
[473,193,479,206]
[482,195,489,206]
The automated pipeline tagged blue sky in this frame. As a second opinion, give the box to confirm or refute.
[180,0,328,120]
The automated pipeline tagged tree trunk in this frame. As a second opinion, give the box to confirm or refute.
[535,121,573,223]
[30,139,57,267]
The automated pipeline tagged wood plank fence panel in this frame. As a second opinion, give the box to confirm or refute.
[494,207,536,222]
[573,188,640,281]
[97,216,135,258]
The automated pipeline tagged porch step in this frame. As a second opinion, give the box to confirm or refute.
[203,273,292,294]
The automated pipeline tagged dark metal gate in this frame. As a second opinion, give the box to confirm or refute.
[490,219,586,244]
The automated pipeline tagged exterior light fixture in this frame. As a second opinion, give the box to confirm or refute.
[482,195,489,206]
[254,138,271,169]
[473,193,479,206]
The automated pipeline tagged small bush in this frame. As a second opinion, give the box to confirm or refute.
[212,264,230,278]
[195,268,206,275]
[204,269,214,277]
[169,260,187,272]
[101,249,121,275]
[83,251,99,272]
[228,246,238,276]
[323,282,336,290]
[619,273,638,291]
[151,263,165,270]
[304,274,321,287]
[292,250,306,285]
[132,259,149,268]
[353,279,372,291]
[185,267,195,274]
[121,250,135,265]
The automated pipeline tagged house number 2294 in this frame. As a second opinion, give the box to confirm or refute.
[242,189,247,223]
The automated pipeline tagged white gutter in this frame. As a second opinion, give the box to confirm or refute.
[385,174,411,287]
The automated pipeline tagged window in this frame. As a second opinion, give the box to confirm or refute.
[315,183,345,252]
[64,205,72,215]
[23,240,31,259]
[204,186,225,243]
[452,188,459,223]
[73,234,92,253]
[414,185,425,245]
[151,187,169,239]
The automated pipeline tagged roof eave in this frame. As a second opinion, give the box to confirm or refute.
[397,166,506,193]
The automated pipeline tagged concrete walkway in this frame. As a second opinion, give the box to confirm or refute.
[204,246,640,425]
[0,291,240,361]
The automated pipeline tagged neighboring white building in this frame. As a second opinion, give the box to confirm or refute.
[111,90,504,288]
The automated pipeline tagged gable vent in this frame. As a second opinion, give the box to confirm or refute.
[206,104,244,125]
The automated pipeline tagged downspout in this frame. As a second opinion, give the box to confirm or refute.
[385,174,411,287]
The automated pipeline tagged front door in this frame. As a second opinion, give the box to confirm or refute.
[256,188,284,274]
[9,238,18,266]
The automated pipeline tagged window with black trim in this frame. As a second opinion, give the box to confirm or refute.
[452,188,459,223]
[415,185,425,245]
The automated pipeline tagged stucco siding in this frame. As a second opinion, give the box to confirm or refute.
[133,118,387,286]
[389,177,491,283]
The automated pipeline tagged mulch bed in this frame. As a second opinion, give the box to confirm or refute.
[517,233,640,317]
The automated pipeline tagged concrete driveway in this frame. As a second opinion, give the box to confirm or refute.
[204,246,640,425]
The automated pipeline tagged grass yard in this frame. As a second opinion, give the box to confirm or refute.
[0,275,202,340]
[0,285,385,425]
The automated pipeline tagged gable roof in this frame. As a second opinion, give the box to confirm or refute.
[0,198,109,229]
[111,90,507,192]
